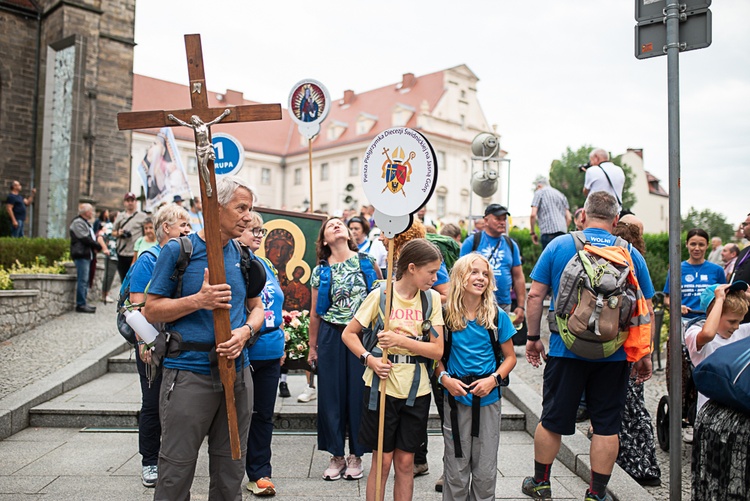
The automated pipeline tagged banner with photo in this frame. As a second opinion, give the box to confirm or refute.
[137,127,192,210]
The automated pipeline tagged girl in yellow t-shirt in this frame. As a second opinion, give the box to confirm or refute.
[343,238,444,501]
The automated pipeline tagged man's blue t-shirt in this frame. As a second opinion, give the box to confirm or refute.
[129,245,161,294]
[148,233,250,374]
[247,257,285,361]
[6,193,25,221]
[460,233,521,305]
[445,310,515,407]
[663,260,726,318]
[530,228,655,361]
[435,261,449,287]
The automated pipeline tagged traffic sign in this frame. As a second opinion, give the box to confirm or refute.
[635,9,711,59]
[636,0,711,24]
[211,133,244,176]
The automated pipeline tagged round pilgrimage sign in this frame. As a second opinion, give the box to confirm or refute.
[211,133,244,176]
[288,79,330,139]
[361,127,438,221]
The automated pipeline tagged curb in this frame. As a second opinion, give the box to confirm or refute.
[505,373,656,501]
[0,336,129,440]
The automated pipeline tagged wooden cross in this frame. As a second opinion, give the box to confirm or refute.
[117,34,282,460]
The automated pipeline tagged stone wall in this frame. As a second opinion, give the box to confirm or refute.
[0,259,111,341]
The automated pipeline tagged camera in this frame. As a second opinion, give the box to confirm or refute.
[578,163,591,172]
[121,230,133,239]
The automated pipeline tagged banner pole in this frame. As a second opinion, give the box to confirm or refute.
[308,138,314,212]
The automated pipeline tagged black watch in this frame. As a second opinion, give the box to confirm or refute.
[360,352,371,367]
[494,373,509,387]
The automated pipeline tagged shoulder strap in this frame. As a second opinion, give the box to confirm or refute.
[471,233,481,252]
[597,164,622,205]
[571,231,587,251]
[358,252,376,293]
[169,236,193,298]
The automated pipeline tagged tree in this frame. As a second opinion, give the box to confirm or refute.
[549,145,636,212]
[681,207,734,242]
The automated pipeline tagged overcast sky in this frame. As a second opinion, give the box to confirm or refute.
[132,0,750,226]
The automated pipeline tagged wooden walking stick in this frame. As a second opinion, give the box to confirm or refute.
[117,34,281,459]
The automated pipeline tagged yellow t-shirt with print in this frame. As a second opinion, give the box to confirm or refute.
[355,287,444,399]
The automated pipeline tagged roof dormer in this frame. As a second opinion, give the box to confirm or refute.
[392,103,415,127]
[356,113,378,135]
[327,120,348,141]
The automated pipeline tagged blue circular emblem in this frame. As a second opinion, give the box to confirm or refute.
[211,133,244,176]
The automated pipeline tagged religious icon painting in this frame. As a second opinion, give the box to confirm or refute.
[288,79,331,139]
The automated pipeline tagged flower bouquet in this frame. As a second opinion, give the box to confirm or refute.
[282,309,311,370]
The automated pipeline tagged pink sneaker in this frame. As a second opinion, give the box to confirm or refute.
[323,456,346,481]
[344,454,363,480]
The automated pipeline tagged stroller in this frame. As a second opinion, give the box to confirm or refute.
[655,304,704,451]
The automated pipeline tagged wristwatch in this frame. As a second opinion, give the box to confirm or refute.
[360,351,371,367]
[494,374,505,387]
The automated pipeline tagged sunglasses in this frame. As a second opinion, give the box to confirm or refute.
[251,227,268,237]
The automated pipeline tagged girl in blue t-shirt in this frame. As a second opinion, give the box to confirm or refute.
[436,253,517,501]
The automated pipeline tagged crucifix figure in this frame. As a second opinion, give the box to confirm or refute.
[167,110,230,197]
[117,34,281,463]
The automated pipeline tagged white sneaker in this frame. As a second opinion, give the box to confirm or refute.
[297,385,317,402]
[141,465,158,488]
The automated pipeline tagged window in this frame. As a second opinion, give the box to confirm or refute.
[320,203,329,213]
[349,157,358,177]
[294,168,302,185]
[437,194,446,218]
[320,162,329,181]
[438,151,446,169]
[460,114,466,129]
[462,159,468,173]
[187,156,197,175]
[261,168,271,185]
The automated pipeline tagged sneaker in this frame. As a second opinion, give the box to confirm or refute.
[575,405,590,422]
[297,385,317,403]
[682,425,694,444]
[247,477,276,496]
[344,454,363,480]
[584,489,613,501]
[522,476,551,499]
[435,473,444,492]
[141,465,158,488]
[278,381,291,398]
[413,462,429,477]
[323,456,346,481]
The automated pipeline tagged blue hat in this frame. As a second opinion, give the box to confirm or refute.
[173,194,183,203]
[699,281,748,312]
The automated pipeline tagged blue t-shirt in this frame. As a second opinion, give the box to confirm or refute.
[663,260,726,318]
[247,257,285,361]
[530,228,655,361]
[460,233,521,305]
[5,193,26,221]
[148,233,251,374]
[435,261,449,286]
[129,245,161,294]
[446,311,515,407]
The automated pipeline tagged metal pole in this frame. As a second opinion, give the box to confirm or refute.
[665,1,683,499]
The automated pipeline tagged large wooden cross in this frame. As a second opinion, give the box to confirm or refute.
[117,34,282,460]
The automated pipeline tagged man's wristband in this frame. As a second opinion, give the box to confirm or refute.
[246,322,255,338]
[438,371,449,386]
[527,335,541,342]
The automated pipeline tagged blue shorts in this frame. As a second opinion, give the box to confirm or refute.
[540,356,629,436]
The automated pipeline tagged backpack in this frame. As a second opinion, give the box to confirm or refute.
[441,306,510,393]
[426,232,460,272]
[693,335,750,415]
[315,252,379,316]
[553,231,642,359]
[361,282,438,410]
[116,237,192,344]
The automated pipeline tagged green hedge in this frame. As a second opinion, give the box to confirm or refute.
[0,237,70,269]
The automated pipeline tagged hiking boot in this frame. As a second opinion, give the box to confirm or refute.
[344,454,363,480]
[323,456,346,481]
[522,476,551,499]
[297,385,317,403]
[141,465,158,488]
[413,462,429,477]
[584,489,613,501]
[435,473,444,492]
[247,477,276,496]
[278,382,291,398]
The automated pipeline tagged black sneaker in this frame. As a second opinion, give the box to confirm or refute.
[279,381,291,398]
[522,476,551,499]
[76,305,96,313]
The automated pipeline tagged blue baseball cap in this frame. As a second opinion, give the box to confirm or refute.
[699,281,748,312]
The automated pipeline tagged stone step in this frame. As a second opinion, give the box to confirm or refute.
[29,371,525,431]
[107,349,137,373]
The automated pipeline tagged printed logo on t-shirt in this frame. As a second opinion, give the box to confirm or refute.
[700,274,708,281]
[685,274,695,283]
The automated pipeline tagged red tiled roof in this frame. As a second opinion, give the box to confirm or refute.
[645,170,668,197]
[1,0,39,12]
[131,69,448,157]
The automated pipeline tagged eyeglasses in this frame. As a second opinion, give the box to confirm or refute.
[251,227,268,238]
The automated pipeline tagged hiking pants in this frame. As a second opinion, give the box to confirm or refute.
[155,366,253,501]
[316,320,369,457]
[442,398,501,501]
[136,354,161,466]
[245,358,281,481]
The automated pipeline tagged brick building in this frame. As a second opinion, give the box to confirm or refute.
[0,0,135,237]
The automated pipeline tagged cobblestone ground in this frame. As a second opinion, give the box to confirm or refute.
[512,344,693,499]
[0,301,120,400]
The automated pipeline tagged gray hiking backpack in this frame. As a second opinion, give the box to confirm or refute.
[552,231,638,359]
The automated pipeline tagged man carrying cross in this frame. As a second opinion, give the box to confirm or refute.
[144,176,264,499]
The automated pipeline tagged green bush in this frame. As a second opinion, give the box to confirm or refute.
[0,256,68,290]
[509,228,540,282]
[0,237,70,269]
